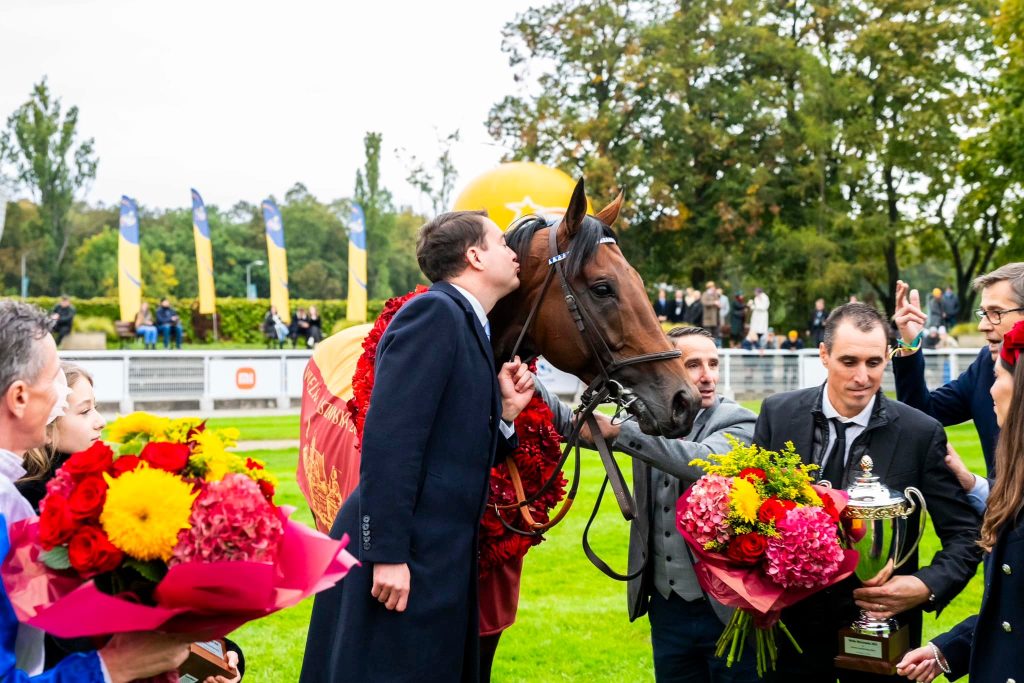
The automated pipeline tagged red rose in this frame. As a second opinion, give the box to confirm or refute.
[781,499,798,511]
[758,497,789,525]
[38,495,76,550]
[111,455,142,477]
[725,533,768,565]
[738,468,767,483]
[257,479,275,501]
[63,442,114,479]
[140,442,190,472]
[820,494,841,522]
[246,458,264,471]
[67,526,123,578]
[68,475,107,521]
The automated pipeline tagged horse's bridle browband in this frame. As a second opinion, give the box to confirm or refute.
[495,219,682,581]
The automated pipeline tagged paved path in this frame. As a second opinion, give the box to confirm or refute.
[236,439,300,452]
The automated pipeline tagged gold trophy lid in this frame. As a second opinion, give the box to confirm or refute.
[844,455,906,510]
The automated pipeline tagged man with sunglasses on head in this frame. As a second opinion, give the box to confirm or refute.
[892,263,1024,512]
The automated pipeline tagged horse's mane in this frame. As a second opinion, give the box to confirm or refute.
[504,214,616,280]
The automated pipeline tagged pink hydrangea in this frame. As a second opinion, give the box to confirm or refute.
[170,473,283,566]
[44,468,74,502]
[765,506,843,589]
[678,474,733,548]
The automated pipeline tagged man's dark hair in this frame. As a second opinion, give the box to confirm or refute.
[0,300,54,396]
[416,211,489,283]
[822,302,887,352]
[667,326,714,341]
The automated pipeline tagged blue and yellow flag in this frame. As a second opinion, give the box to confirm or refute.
[261,198,290,324]
[346,203,368,322]
[118,196,142,322]
[191,189,217,315]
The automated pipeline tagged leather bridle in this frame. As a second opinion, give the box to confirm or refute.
[494,219,682,580]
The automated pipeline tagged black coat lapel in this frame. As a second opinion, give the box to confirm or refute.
[790,388,821,465]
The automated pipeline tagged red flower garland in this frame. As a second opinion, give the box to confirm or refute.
[349,287,566,576]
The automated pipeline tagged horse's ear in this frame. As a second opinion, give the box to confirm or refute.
[563,178,588,239]
[594,191,624,227]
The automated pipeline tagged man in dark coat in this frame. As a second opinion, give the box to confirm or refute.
[891,264,1024,513]
[754,303,982,682]
[299,211,534,683]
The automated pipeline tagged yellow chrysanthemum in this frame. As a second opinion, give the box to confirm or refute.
[107,411,170,444]
[101,465,198,561]
[731,476,762,524]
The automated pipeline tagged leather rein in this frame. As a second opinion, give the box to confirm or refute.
[494,221,681,581]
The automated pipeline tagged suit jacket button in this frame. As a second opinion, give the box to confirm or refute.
[1003,621,1013,633]
[362,515,370,523]
[1003,563,1012,575]
[362,542,371,550]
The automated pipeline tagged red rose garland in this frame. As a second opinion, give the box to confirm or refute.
[349,287,567,576]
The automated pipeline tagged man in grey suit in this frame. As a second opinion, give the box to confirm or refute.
[537,326,758,682]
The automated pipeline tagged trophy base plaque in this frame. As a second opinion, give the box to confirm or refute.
[178,640,235,683]
[834,623,910,675]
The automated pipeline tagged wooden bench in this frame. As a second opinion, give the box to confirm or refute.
[114,321,137,349]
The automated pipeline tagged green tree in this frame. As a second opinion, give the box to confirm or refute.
[355,132,397,298]
[0,78,98,287]
[399,129,461,215]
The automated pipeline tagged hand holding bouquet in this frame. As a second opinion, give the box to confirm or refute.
[676,436,858,676]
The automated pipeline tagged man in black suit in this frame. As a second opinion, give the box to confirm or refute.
[753,303,982,682]
[299,211,534,683]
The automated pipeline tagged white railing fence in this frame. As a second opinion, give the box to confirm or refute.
[60,348,982,414]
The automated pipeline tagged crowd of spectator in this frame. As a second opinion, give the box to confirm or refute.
[652,283,966,352]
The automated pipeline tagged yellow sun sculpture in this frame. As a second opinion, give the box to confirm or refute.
[101,465,198,561]
[452,162,593,231]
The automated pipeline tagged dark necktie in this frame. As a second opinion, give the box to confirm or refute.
[821,418,847,486]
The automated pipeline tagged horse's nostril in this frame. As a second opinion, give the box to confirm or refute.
[671,388,699,424]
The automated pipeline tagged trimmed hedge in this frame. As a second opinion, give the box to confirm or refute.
[24,297,386,345]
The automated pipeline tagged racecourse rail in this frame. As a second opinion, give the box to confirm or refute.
[58,348,984,414]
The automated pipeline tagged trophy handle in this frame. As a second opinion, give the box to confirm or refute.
[893,486,927,570]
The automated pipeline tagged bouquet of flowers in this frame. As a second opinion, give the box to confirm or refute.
[676,436,859,676]
[3,412,356,642]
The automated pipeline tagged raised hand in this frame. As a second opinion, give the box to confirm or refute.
[893,280,927,351]
[499,355,535,421]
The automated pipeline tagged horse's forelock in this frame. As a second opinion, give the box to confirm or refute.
[505,214,617,280]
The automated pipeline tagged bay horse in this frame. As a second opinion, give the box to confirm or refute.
[490,177,700,439]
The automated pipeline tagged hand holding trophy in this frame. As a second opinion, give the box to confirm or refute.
[835,456,928,675]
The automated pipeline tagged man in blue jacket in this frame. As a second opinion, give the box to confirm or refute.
[892,263,1024,512]
[299,211,534,683]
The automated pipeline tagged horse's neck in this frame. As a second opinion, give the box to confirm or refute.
[488,293,533,366]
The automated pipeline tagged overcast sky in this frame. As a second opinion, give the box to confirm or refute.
[0,0,545,215]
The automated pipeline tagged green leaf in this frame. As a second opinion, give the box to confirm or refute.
[40,546,72,571]
[123,558,167,584]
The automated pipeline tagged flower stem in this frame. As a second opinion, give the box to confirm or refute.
[777,619,803,655]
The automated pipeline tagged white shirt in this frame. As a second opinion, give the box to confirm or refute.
[447,284,515,439]
[820,392,875,471]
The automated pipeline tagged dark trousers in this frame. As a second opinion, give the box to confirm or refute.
[53,323,72,347]
[158,324,183,349]
[648,592,759,683]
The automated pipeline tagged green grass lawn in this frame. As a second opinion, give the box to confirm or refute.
[229,413,989,682]
[205,415,299,442]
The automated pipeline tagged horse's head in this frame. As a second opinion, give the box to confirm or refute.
[492,179,700,438]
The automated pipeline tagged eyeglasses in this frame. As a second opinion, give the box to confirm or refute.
[975,307,1024,325]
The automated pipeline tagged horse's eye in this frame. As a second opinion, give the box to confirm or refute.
[590,283,615,298]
